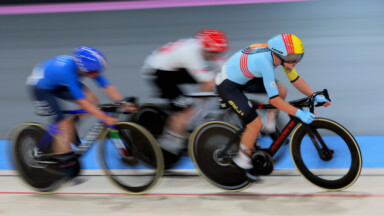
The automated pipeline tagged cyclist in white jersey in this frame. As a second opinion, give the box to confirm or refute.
[142,29,229,168]
[216,34,332,180]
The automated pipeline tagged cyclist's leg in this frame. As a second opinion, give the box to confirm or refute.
[29,85,69,153]
[264,81,287,133]
[37,87,81,178]
[242,79,287,134]
[56,84,98,146]
[166,107,195,137]
[152,69,197,167]
[217,79,261,180]
[154,69,197,136]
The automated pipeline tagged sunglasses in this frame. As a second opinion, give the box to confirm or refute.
[281,53,304,64]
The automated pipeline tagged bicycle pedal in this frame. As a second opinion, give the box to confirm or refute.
[34,153,59,165]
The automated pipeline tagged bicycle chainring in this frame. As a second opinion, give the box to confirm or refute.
[251,150,274,175]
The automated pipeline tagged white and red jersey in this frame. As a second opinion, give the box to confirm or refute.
[143,38,217,82]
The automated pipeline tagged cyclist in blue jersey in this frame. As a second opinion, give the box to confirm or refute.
[215,34,332,180]
[26,46,137,179]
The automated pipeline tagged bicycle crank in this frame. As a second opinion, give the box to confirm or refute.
[251,150,274,175]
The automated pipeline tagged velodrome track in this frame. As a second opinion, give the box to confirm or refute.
[1,169,384,215]
[0,0,384,215]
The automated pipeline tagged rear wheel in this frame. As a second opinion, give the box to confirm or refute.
[99,122,164,194]
[189,121,252,191]
[290,118,362,190]
[11,124,65,193]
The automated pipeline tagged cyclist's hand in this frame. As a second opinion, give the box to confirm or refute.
[121,104,138,113]
[315,95,332,107]
[104,116,118,126]
[295,109,315,124]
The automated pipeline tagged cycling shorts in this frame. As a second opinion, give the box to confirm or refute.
[28,85,80,123]
[151,69,197,110]
[217,78,271,124]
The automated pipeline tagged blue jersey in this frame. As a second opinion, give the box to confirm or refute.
[224,44,299,99]
[26,55,111,100]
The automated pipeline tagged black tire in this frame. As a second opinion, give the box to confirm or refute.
[130,105,183,169]
[290,118,362,190]
[99,122,164,194]
[129,104,168,138]
[189,121,252,191]
[11,124,65,193]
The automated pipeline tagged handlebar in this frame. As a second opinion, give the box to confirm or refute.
[184,89,331,114]
[288,89,330,113]
[253,89,331,113]
[99,97,138,113]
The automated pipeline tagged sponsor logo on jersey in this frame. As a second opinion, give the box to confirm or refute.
[270,81,276,88]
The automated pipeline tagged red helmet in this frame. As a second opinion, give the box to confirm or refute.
[196,29,229,52]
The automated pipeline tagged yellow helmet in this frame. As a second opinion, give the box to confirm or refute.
[267,33,304,63]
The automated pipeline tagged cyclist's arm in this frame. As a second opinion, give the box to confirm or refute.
[76,98,116,125]
[101,85,123,103]
[101,85,138,112]
[291,76,315,96]
[269,96,299,116]
[262,65,299,115]
[66,72,116,124]
[291,77,332,107]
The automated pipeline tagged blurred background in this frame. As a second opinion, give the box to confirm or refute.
[0,0,383,139]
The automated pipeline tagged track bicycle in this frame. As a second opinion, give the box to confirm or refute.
[129,92,287,168]
[189,89,362,191]
[9,98,164,194]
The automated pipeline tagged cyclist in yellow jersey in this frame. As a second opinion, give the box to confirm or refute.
[215,34,332,180]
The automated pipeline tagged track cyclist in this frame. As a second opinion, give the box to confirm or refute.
[215,33,332,180]
[142,29,229,168]
[26,46,137,181]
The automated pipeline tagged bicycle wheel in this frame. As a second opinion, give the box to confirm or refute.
[189,121,252,191]
[130,104,168,138]
[290,118,362,190]
[11,123,65,193]
[99,122,164,194]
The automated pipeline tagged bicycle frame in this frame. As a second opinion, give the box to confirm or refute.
[36,107,129,158]
[223,89,332,159]
[259,111,301,156]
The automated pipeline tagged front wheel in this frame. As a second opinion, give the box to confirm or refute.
[99,122,164,194]
[11,123,65,193]
[189,121,252,191]
[290,118,362,190]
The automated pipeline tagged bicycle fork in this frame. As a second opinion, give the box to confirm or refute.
[106,126,131,158]
[302,124,334,161]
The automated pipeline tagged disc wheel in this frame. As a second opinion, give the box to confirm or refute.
[12,124,65,193]
[189,121,252,191]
